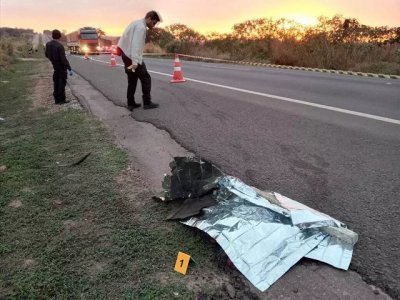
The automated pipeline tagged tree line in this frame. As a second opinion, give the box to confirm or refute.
[146,15,400,75]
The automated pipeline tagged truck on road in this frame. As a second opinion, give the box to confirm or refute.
[66,27,101,55]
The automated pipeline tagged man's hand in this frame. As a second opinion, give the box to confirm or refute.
[127,64,138,72]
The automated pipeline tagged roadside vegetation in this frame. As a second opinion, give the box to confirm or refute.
[147,15,400,75]
[0,49,256,299]
[0,28,36,68]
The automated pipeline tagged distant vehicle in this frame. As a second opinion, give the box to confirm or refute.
[111,45,119,55]
[102,45,118,55]
[66,27,101,55]
[102,45,112,54]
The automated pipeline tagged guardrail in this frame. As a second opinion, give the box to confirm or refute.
[142,53,400,80]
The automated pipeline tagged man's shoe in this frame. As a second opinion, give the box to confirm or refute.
[55,100,70,105]
[143,102,159,110]
[127,103,141,111]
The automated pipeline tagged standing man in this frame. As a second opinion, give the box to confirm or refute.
[118,11,161,111]
[45,29,72,105]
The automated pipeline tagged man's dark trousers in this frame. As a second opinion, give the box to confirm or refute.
[53,68,67,103]
[121,51,151,106]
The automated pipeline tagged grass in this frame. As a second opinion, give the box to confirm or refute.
[0,35,38,68]
[0,56,233,299]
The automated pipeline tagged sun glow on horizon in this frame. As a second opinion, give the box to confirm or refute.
[1,1,399,37]
[288,15,318,27]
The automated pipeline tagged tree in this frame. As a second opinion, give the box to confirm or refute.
[164,24,203,41]
[231,18,305,41]
[146,27,174,47]
[97,28,106,38]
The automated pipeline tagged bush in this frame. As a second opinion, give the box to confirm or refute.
[0,39,15,68]
[0,37,32,69]
[164,40,182,54]
[395,48,400,64]
[144,42,165,54]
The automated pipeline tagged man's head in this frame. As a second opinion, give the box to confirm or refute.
[52,29,62,40]
[145,11,162,29]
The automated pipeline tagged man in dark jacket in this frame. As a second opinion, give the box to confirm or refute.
[45,29,72,104]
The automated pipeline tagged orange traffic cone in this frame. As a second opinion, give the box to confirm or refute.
[84,52,89,60]
[171,54,186,83]
[110,53,116,67]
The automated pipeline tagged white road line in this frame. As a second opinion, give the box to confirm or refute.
[88,58,400,125]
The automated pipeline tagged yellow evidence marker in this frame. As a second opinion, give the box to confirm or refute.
[174,251,191,275]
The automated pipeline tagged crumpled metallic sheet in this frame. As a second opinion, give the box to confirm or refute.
[162,157,223,201]
[182,176,356,291]
[304,235,353,269]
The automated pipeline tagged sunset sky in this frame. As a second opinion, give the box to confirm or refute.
[1,0,399,36]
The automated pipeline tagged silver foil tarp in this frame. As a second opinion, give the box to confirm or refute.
[182,176,358,292]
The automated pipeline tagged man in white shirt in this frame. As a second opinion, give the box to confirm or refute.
[118,11,162,111]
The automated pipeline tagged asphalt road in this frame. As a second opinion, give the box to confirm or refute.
[68,54,400,298]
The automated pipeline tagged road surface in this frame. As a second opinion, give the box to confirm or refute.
[68,54,400,298]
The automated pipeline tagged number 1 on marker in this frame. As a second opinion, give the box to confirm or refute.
[174,252,191,275]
